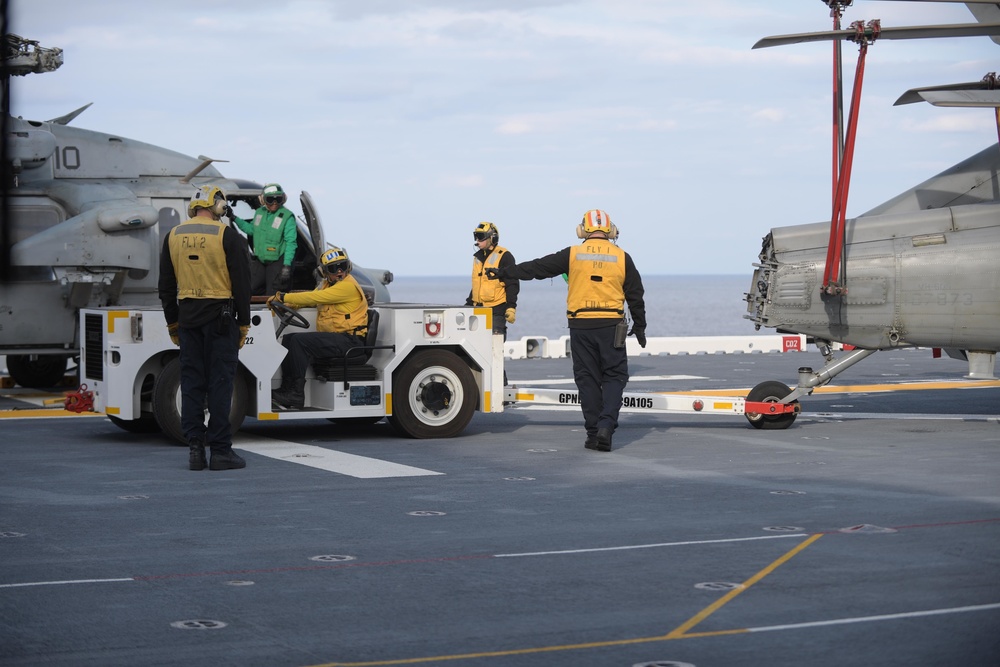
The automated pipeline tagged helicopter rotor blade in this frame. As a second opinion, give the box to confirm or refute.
[754,22,1000,49]
[871,0,1000,3]
[896,87,1000,107]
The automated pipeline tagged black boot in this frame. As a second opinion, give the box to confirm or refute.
[209,447,246,470]
[594,427,613,452]
[189,438,207,471]
[584,433,599,450]
[272,378,305,410]
[271,376,294,409]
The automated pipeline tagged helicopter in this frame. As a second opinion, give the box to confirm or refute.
[742,0,1000,428]
[0,35,393,389]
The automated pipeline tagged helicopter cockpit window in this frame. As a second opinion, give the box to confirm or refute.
[156,206,182,243]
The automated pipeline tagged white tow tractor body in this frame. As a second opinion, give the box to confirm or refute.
[80,303,505,441]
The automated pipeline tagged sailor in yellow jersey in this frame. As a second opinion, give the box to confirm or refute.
[488,209,646,451]
[158,185,252,471]
[267,246,369,410]
[466,222,519,337]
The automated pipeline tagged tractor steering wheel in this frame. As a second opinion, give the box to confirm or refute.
[270,299,310,337]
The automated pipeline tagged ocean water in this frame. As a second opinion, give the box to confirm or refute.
[385,274,761,340]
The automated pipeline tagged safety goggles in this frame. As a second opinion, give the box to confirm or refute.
[325,261,350,274]
[264,196,283,205]
[473,232,491,241]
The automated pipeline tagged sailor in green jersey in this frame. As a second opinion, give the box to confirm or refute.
[232,183,298,295]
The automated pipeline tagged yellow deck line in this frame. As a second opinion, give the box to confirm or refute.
[309,535,826,666]
[0,408,103,419]
[664,533,824,638]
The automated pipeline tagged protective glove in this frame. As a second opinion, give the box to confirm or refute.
[266,291,284,310]
[504,307,516,324]
[484,267,501,280]
[239,325,250,349]
[628,326,646,349]
[167,322,180,347]
[276,265,292,291]
[224,204,235,220]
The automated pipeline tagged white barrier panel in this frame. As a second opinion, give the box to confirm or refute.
[504,334,811,360]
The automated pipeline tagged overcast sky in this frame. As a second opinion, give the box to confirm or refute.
[10,0,998,276]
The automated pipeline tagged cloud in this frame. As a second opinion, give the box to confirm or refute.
[903,114,997,133]
[437,174,485,188]
[751,108,787,123]
[495,108,679,135]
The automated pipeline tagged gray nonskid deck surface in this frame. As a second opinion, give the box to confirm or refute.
[1,349,998,667]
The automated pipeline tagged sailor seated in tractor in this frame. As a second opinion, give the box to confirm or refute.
[266,246,370,410]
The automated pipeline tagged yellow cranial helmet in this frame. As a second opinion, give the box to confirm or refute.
[321,245,352,277]
[473,222,499,246]
[189,185,227,218]
[259,183,287,207]
[577,208,618,239]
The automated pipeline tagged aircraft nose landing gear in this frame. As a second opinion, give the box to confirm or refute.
[745,380,800,430]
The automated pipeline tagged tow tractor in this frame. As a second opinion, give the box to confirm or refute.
[79,301,506,441]
[77,299,799,439]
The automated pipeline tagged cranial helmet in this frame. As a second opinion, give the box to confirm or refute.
[259,183,287,207]
[189,185,228,219]
[473,222,499,246]
[321,245,352,277]
[576,208,618,239]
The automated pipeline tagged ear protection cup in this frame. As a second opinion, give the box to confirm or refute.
[211,195,227,218]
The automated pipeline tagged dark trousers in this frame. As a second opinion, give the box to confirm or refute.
[178,319,240,450]
[490,304,508,336]
[280,331,363,379]
[569,325,629,436]
[250,258,286,297]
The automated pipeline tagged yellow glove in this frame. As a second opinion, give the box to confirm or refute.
[167,322,180,347]
[266,291,284,310]
[504,307,516,324]
[239,325,250,349]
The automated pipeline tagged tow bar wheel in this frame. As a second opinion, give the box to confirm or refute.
[388,349,477,439]
[745,380,798,430]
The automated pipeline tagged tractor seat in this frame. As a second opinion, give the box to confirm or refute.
[313,309,383,382]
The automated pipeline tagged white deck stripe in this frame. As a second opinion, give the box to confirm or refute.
[493,533,807,558]
[0,578,134,589]
[746,602,1000,632]
[233,436,443,478]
